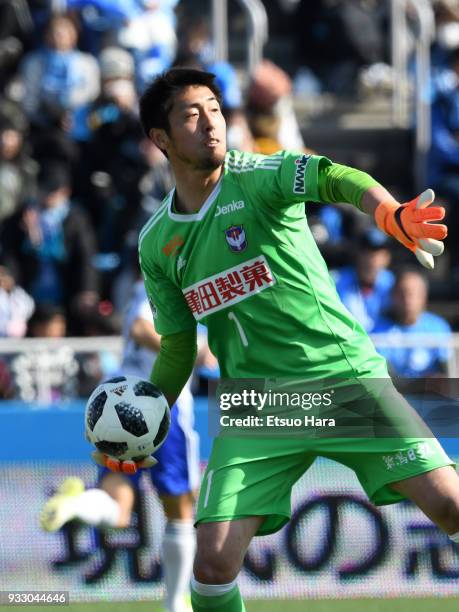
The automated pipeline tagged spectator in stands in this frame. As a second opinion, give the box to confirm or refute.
[67,0,178,56]
[249,110,282,155]
[0,162,99,335]
[0,117,37,224]
[138,138,175,212]
[293,0,388,96]
[334,228,394,332]
[20,13,100,130]
[27,303,67,338]
[97,45,136,107]
[72,45,137,142]
[78,46,145,255]
[431,0,459,70]
[0,0,33,94]
[74,300,121,388]
[117,0,178,90]
[429,46,459,272]
[373,268,452,377]
[110,137,174,313]
[225,108,255,153]
[25,304,77,402]
[0,358,14,399]
[247,59,305,151]
[0,265,35,338]
[78,300,120,337]
[174,16,242,112]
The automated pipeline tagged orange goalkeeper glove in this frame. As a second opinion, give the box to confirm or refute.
[374,189,447,269]
[91,451,157,475]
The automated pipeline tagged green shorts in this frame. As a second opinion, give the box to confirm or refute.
[196,436,454,537]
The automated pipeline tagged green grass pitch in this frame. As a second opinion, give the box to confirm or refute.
[2,599,458,612]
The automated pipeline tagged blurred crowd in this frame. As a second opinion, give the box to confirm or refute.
[0,0,457,392]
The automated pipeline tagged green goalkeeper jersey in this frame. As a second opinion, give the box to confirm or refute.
[139,150,388,380]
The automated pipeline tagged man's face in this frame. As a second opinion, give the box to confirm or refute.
[392,273,427,324]
[46,17,77,52]
[153,85,226,171]
[31,315,66,338]
[0,267,14,292]
[0,129,22,160]
[39,186,71,209]
[356,248,390,287]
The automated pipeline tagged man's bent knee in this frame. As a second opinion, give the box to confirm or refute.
[193,552,240,585]
[193,517,263,584]
[390,466,459,534]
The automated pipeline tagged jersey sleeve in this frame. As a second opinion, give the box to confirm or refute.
[139,250,196,336]
[228,150,332,209]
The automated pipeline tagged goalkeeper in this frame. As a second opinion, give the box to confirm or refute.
[102,68,458,612]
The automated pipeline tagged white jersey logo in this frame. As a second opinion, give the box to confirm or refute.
[214,200,245,217]
[182,255,275,320]
[293,154,311,194]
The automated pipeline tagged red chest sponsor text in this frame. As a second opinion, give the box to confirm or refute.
[182,255,275,320]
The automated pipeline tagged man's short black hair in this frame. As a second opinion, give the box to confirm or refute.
[29,303,66,326]
[357,227,389,252]
[139,68,223,137]
[38,161,71,193]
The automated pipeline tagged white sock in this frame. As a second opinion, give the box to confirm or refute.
[162,520,196,612]
[72,489,121,527]
[449,530,459,544]
[191,577,237,596]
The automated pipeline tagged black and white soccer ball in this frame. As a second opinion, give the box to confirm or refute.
[85,375,170,462]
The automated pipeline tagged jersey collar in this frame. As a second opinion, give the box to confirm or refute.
[167,176,223,222]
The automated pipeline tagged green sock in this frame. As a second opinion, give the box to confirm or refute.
[191,584,246,611]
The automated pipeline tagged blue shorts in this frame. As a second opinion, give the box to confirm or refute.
[99,389,200,496]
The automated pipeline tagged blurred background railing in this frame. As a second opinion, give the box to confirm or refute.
[0,334,457,404]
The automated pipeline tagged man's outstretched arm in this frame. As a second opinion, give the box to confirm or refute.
[318,163,447,269]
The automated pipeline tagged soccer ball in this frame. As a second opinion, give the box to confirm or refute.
[85,375,170,461]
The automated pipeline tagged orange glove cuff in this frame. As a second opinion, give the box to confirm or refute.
[374,200,414,251]
[374,200,398,231]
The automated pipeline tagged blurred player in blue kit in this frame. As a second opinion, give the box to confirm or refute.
[40,273,218,612]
